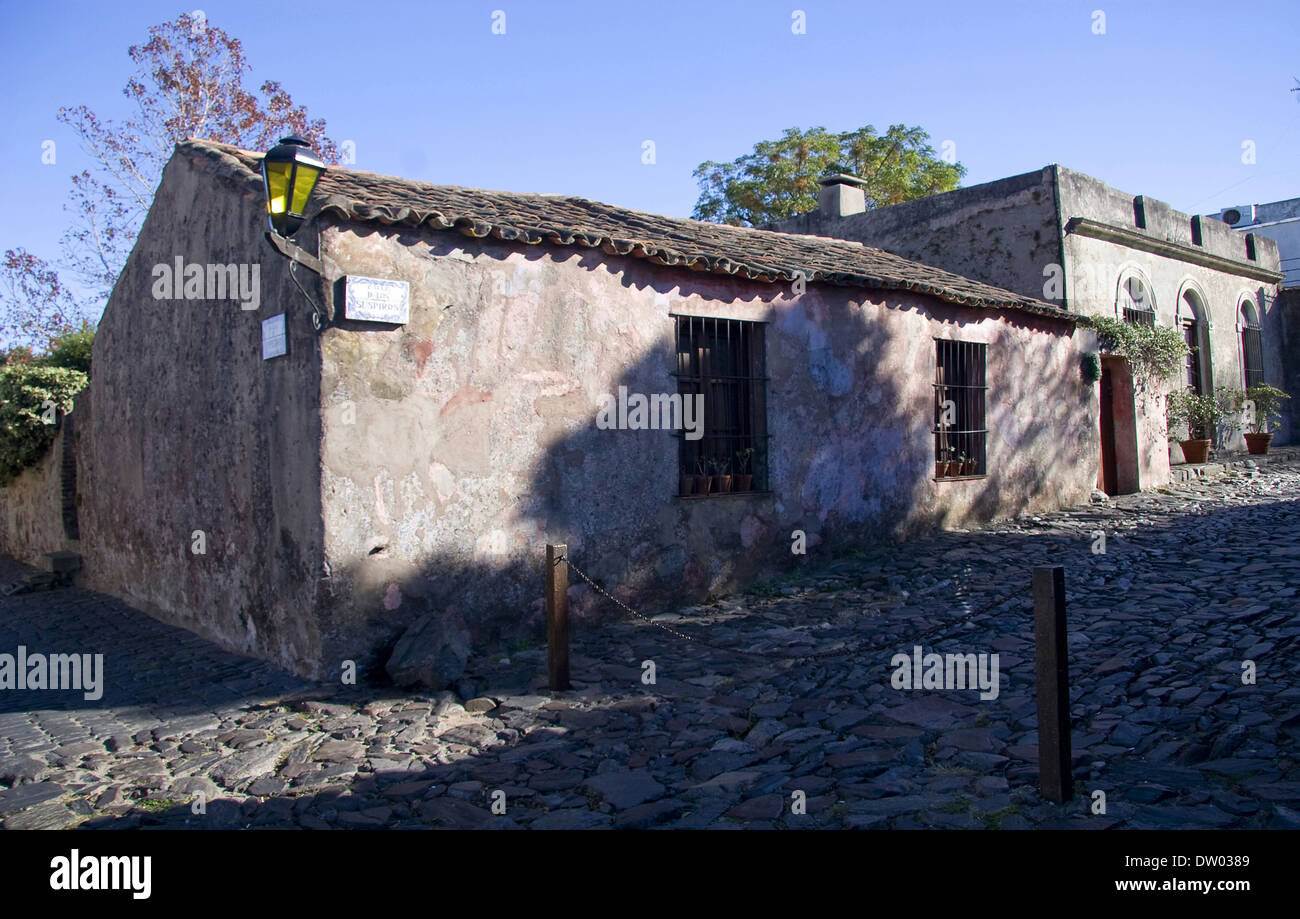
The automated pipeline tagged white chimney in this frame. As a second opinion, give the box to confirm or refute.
[818,173,866,218]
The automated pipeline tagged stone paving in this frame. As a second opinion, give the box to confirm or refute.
[2,462,1299,830]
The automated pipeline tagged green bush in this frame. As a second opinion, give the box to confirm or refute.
[0,363,88,484]
[41,324,94,374]
[1244,383,1290,434]
[1080,351,1102,384]
[1167,387,1241,443]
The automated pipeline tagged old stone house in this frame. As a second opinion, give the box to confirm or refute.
[4,140,1103,684]
[775,166,1286,496]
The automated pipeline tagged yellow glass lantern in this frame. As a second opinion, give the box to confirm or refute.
[261,135,325,236]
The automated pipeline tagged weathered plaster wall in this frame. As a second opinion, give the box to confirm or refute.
[0,421,77,565]
[1057,168,1287,455]
[78,150,328,677]
[315,225,1095,671]
[1056,166,1280,279]
[785,164,1287,470]
[771,168,1063,301]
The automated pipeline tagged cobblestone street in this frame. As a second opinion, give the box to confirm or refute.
[3,463,1299,830]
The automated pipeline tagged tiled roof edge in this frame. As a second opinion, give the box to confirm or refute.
[175,139,1072,322]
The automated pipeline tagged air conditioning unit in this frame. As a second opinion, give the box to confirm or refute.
[1218,204,1256,227]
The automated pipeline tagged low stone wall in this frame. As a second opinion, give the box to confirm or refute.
[0,419,77,567]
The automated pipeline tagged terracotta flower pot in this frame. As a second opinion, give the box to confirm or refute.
[680,475,694,496]
[1179,438,1212,464]
[945,461,962,477]
[1244,432,1273,455]
[936,462,946,478]
[735,474,753,491]
[713,475,731,494]
[962,461,976,476]
[694,475,712,495]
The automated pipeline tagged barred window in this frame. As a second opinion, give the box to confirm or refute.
[1184,319,1204,394]
[934,339,987,479]
[1120,276,1156,327]
[674,316,768,495]
[1241,305,1263,390]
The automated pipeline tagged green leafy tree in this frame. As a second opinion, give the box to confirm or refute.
[692,124,966,227]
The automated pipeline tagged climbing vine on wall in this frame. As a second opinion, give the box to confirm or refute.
[1077,315,1189,391]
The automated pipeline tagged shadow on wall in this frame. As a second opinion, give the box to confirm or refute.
[311,243,1090,689]
[962,319,1097,523]
[1277,288,1300,442]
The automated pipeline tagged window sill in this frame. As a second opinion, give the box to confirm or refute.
[935,475,987,482]
[676,490,773,500]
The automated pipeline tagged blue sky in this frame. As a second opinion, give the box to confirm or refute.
[2,0,1299,309]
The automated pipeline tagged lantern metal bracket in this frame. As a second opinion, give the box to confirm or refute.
[265,231,324,275]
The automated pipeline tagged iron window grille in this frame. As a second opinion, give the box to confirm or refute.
[934,339,987,478]
[1184,319,1204,394]
[1123,304,1156,327]
[673,316,768,494]
[1121,278,1156,327]
[1242,323,1264,390]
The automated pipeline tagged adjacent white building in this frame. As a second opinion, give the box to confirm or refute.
[1213,198,1300,287]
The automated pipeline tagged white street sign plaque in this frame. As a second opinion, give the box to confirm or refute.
[344,275,410,324]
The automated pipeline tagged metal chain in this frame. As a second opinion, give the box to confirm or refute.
[557,553,1029,663]
[558,553,704,645]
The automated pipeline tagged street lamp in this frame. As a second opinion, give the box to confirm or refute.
[261,135,325,237]
[260,135,328,328]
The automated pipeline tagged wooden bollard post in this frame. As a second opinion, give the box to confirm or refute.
[546,544,571,691]
[1033,565,1072,803]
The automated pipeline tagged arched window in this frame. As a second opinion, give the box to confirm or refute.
[1179,290,1209,397]
[1119,275,1156,326]
[1240,301,1263,389]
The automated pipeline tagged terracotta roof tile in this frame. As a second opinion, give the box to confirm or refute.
[179,139,1069,320]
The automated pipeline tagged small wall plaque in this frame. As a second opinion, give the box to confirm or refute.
[344,275,410,324]
[262,313,287,360]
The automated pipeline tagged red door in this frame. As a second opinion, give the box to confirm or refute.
[1099,366,1118,496]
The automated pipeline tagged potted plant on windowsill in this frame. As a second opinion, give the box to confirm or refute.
[693,459,711,496]
[708,457,731,494]
[717,456,733,494]
[959,452,975,476]
[679,470,694,496]
[944,445,961,477]
[1242,383,1290,455]
[733,448,754,492]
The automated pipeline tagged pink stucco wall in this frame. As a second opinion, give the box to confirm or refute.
[314,224,1098,671]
